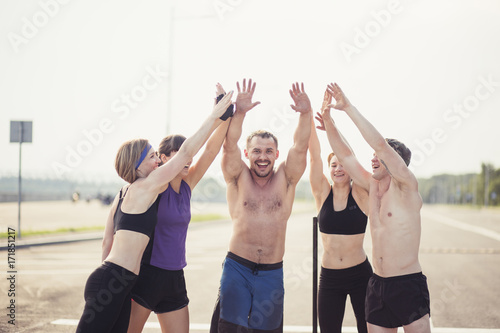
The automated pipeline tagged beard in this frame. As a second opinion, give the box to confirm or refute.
[253,168,272,178]
[252,160,273,178]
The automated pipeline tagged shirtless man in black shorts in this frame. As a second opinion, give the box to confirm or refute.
[322,83,431,333]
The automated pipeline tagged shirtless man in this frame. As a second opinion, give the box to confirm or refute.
[210,79,312,333]
[321,83,431,333]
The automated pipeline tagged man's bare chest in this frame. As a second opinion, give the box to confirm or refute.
[238,178,293,215]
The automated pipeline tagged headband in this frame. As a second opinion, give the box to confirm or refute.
[135,143,152,169]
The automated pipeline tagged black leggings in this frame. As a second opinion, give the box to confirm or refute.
[76,261,138,333]
[318,258,372,333]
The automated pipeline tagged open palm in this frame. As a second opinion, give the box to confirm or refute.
[235,78,260,114]
[327,83,351,111]
[289,82,312,114]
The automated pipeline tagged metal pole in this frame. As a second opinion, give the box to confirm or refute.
[484,166,490,207]
[166,4,175,135]
[472,174,477,206]
[17,124,23,238]
[313,217,318,333]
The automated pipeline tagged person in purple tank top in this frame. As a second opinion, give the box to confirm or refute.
[127,83,232,333]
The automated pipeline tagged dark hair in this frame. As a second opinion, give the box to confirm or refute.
[158,134,186,158]
[386,138,411,166]
[246,130,278,149]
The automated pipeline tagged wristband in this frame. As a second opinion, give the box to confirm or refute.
[216,93,234,121]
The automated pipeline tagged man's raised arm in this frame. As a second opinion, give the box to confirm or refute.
[319,86,371,191]
[284,82,312,186]
[221,78,260,184]
[329,83,416,189]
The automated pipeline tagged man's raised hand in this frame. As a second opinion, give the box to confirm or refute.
[235,78,260,114]
[327,82,352,111]
[289,82,312,114]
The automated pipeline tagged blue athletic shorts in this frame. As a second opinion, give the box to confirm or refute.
[215,252,284,332]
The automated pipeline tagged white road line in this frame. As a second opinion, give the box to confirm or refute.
[50,319,500,332]
[422,209,500,242]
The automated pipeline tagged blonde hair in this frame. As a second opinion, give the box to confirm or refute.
[115,139,150,183]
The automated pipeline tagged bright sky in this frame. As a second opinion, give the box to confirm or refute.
[1,0,499,184]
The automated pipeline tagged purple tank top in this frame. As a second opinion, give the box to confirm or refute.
[150,180,191,270]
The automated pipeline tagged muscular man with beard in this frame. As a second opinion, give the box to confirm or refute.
[210,79,312,333]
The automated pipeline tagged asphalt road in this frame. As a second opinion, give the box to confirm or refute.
[1,205,500,332]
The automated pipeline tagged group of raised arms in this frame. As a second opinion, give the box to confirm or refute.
[76,79,431,333]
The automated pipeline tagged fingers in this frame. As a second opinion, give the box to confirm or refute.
[216,83,225,96]
[327,84,335,96]
[327,82,343,97]
[250,80,256,94]
[218,91,234,109]
[290,82,306,97]
[323,90,330,100]
[237,78,257,94]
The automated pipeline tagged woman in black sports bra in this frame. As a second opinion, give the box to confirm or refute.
[309,88,372,333]
[76,92,234,333]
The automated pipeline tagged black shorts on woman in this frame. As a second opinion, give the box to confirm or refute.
[131,264,189,313]
[76,261,137,333]
[76,188,160,333]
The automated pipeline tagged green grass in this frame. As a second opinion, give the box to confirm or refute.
[0,226,104,239]
[190,213,228,222]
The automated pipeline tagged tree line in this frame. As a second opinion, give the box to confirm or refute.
[418,163,499,206]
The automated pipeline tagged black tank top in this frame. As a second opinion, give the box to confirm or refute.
[113,188,160,238]
[318,187,367,235]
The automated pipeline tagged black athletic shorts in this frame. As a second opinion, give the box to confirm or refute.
[365,272,430,328]
[131,264,189,314]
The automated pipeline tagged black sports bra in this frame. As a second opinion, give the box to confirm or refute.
[318,187,367,235]
[113,187,160,238]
